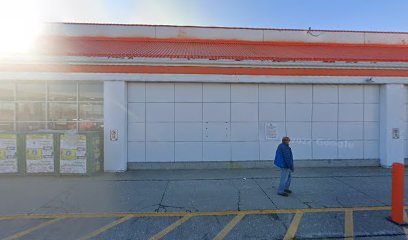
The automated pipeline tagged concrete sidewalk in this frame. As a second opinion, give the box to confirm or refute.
[0,167,398,215]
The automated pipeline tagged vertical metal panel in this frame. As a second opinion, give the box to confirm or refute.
[175,142,203,162]
[127,142,145,162]
[146,142,175,162]
[175,122,202,141]
[231,103,258,122]
[175,103,202,122]
[146,122,174,141]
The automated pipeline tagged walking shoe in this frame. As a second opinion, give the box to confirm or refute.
[277,192,289,197]
[284,189,292,194]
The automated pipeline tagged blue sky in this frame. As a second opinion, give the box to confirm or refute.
[48,0,408,32]
[2,0,408,32]
[106,0,408,31]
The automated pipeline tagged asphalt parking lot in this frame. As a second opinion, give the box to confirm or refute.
[0,167,407,239]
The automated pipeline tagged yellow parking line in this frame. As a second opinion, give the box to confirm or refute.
[0,212,186,220]
[402,211,408,236]
[79,216,132,240]
[0,205,393,221]
[3,218,62,240]
[283,211,303,240]
[344,210,354,240]
[149,215,192,240]
[213,214,245,240]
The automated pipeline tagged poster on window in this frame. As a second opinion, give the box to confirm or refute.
[26,134,54,173]
[265,122,278,140]
[60,134,87,174]
[0,134,17,173]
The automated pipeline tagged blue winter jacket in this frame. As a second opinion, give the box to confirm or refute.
[274,143,294,170]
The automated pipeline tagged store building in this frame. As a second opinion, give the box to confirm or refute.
[1,22,408,172]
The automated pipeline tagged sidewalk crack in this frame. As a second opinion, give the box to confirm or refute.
[253,179,278,209]
[155,180,170,212]
[237,190,241,211]
[29,183,77,214]
[333,177,387,205]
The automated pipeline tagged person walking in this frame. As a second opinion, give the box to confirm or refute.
[274,136,294,197]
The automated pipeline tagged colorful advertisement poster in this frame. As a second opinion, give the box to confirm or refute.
[60,134,87,174]
[0,134,17,173]
[26,134,54,173]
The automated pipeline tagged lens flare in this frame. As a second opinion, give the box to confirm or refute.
[0,1,43,54]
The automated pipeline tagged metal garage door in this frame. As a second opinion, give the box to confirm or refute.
[127,82,380,163]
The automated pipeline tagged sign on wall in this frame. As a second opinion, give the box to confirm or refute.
[392,128,400,139]
[265,122,278,140]
[26,134,54,173]
[60,134,87,174]
[0,134,17,173]
[110,129,118,141]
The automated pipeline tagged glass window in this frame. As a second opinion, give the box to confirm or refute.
[48,82,77,101]
[5,81,104,132]
[0,123,14,131]
[17,103,45,121]
[0,103,14,121]
[48,103,77,121]
[79,83,103,101]
[0,82,15,100]
[79,121,103,131]
[79,103,103,121]
[16,82,45,101]
[47,122,77,130]
[17,122,45,131]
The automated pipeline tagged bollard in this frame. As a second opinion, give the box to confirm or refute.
[391,162,405,225]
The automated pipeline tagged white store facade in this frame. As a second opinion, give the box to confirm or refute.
[2,23,408,172]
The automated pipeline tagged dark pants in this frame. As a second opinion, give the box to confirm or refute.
[278,168,292,194]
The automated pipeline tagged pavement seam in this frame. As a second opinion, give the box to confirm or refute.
[228,179,242,212]
[332,176,387,206]
[237,190,241,211]
[155,180,170,212]
[252,179,279,209]
[99,174,394,182]
[27,184,77,215]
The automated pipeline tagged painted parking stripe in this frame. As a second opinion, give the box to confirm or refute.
[79,216,132,240]
[2,218,62,240]
[149,215,192,240]
[283,212,303,240]
[0,205,392,220]
[403,211,408,236]
[344,210,354,240]
[213,214,245,240]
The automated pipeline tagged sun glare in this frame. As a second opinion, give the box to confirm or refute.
[0,1,43,54]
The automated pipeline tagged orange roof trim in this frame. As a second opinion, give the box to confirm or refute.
[4,64,408,77]
[36,36,408,63]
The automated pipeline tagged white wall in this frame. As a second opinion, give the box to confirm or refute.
[104,81,127,171]
[379,84,405,167]
[405,86,408,160]
[127,82,380,163]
